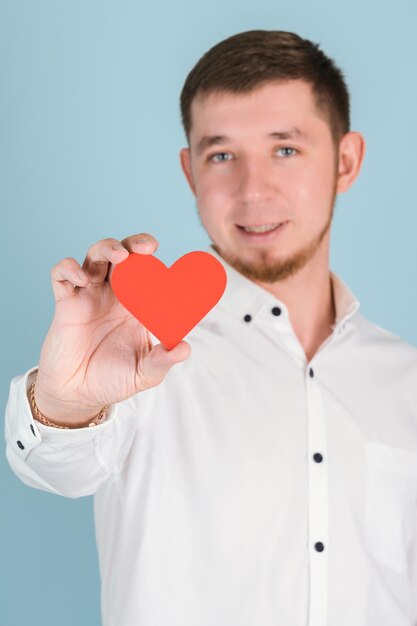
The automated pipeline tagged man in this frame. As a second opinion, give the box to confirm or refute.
[5,29,417,626]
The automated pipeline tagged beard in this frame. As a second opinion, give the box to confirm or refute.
[208,181,338,285]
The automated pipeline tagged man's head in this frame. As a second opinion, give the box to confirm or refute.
[179,30,365,284]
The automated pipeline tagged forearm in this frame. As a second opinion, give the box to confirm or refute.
[5,367,120,498]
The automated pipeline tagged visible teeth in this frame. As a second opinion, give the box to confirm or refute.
[242,223,281,233]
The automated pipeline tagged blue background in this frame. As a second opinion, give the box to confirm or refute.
[1,1,416,624]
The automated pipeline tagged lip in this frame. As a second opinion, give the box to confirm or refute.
[235,221,289,242]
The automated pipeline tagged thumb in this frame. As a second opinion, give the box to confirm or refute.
[142,340,191,384]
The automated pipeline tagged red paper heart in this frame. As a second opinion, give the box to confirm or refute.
[110,251,227,349]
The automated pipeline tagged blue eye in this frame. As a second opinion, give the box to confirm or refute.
[208,152,232,163]
[277,147,297,157]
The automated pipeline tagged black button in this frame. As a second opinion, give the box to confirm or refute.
[16,440,25,450]
[271,306,281,316]
[314,542,324,552]
[243,314,252,323]
[313,453,323,463]
[30,424,36,436]
[309,367,314,378]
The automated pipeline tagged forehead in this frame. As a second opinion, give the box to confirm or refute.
[189,80,327,140]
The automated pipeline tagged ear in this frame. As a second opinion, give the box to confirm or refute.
[179,147,196,196]
[336,131,366,194]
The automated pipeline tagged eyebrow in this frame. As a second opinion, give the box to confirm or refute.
[195,127,309,155]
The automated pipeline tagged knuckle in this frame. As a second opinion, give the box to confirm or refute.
[86,240,101,254]
[88,238,121,256]
[51,257,77,274]
[102,237,120,246]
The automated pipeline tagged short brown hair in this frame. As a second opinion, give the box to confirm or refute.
[180,30,350,149]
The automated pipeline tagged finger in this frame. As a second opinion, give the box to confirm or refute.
[140,340,191,388]
[120,233,159,255]
[51,257,90,302]
[106,233,160,282]
[81,238,130,284]
[82,234,159,285]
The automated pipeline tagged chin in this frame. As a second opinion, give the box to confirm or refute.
[212,243,297,283]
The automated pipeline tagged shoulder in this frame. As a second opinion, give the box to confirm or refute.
[353,311,417,368]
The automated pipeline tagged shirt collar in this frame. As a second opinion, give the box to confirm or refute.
[205,244,360,332]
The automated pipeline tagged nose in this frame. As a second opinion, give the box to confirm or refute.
[235,157,276,204]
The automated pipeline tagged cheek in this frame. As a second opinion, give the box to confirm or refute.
[196,176,232,218]
[196,189,230,236]
[200,172,230,199]
[195,161,235,195]
[288,162,335,214]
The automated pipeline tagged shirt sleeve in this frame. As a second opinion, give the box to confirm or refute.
[410,506,417,625]
[4,365,152,498]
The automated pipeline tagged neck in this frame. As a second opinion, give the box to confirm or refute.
[253,247,336,363]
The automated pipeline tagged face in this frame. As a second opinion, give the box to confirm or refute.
[180,79,364,284]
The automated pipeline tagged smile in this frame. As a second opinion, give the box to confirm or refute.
[237,222,284,233]
[235,221,289,242]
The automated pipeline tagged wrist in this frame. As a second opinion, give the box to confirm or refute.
[28,371,108,429]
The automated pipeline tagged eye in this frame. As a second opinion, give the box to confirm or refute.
[276,147,298,157]
[207,152,233,163]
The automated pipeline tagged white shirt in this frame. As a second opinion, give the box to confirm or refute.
[5,244,417,626]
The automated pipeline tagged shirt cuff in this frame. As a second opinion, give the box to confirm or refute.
[5,365,119,461]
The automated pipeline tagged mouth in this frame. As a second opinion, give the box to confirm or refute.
[235,221,289,242]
